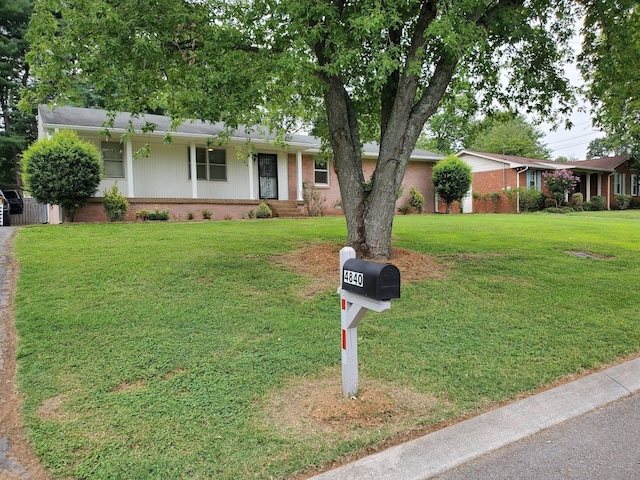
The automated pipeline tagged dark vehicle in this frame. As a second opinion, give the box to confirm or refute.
[3,190,23,214]
[0,190,10,226]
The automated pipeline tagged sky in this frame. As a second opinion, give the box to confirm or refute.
[541,108,602,161]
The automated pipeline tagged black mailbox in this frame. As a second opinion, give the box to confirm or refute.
[342,258,400,301]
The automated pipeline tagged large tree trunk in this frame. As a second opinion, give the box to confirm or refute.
[315,3,460,259]
[324,79,413,259]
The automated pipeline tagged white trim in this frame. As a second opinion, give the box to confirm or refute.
[126,139,134,197]
[297,151,303,201]
[190,142,198,199]
[248,153,255,200]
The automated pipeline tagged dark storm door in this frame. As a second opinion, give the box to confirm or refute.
[258,154,278,199]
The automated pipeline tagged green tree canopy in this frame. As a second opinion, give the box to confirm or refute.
[586,136,631,159]
[468,115,551,159]
[580,0,640,156]
[0,0,35,187]
[432,155,472,214]
[26,0,580,258]
[22,130,102,221]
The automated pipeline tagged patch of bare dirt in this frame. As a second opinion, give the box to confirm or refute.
[36,395,79,424]
[272,243,446,298]
[262,371,449,443]
[112,379,147,394]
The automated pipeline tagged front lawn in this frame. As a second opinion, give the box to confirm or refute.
[13,213,640,479]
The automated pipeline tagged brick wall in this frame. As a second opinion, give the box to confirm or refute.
[288,155,436,215]
[72,198,263,223]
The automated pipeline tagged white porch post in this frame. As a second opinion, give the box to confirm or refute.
[296,151,303,201]
[126,139,134,197]
[597,174,602,196]
[190,142,198,199]
[248,153,256,200]
[586,173,591,200]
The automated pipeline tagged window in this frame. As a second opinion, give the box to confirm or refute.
[102,142,124,178]
[631,174,638,196]
[188,147,227,181]
[614,173,626,195]
[526,170,542,190]
[314,158,329,185]
[208,149,226,181]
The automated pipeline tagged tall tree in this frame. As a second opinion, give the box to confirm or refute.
[468,115,552,159]
[25,0,578,258]
[0,0,35,187]
[586,136,632,159]
[417,79,479,154]
[580,0,640,157]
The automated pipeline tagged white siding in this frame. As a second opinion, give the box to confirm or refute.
[80,136,132,198]
[458,154,507,173]
[70,131,291,200]
[131,141,192,198]
[195,152,251,199]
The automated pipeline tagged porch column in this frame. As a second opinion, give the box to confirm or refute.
[248,153,256,200]
[126,139,135,197]
[296,151,303,201]
[586,173,591,200]
[190,142,198,199]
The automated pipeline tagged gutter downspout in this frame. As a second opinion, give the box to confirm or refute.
[516,166,528,213]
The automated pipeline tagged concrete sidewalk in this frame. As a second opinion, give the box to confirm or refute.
[310,357,640,480]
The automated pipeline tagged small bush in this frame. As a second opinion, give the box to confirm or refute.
[482,192,502,212]
[256,202,272,218]
[408,187,424,213]
[103,183,129,221]
[302,182,326,217]
[615,194,631,210]
[187,211,194,220]
[570,193,584,211]
[518,189,545,212]
[148,206,169,220]
[543,207,570,214]
[590,195,606,211]
[247,209,255,219]
[136,209,151,221]
[202,209,212,220]
[544,197,557,208]
[397,204,414,215]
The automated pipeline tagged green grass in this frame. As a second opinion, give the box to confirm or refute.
[13,212,640,479]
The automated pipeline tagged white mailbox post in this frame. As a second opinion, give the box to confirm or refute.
[338,247,400,397]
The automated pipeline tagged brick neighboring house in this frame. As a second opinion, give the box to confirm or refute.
[566,155,638,210]
[37,105,443,222]
[457,150,637,213]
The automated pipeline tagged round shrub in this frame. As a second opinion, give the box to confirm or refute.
[256,202,272,218]
[22,130,102,221]
[589,195,606,211]
[615,194,631,210]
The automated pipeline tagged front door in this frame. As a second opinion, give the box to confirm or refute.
[258,154,278,199]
